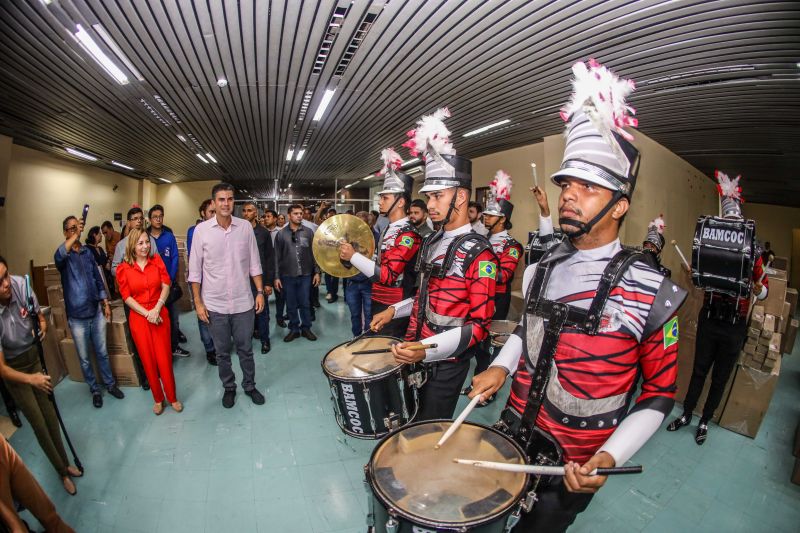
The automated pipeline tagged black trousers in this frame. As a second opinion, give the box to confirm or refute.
[682,312,747,421]
[514,477,594,532]
[474,291,512,375]
[417,358,471,420]
[372,301,410,340]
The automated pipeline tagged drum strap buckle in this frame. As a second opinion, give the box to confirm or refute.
[522,489,539,513]
[408,369,427,389]
[383,413,402,431]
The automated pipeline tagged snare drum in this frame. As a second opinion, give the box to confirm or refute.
[322,336,421,439]
[366,420,529,532]
[488,320,518,348]
[691,216,756,298]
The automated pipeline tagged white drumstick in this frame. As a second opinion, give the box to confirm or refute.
[670,240,691,271]
[531,163,539,188]
[435,394,482,449]
[452,459,643,476]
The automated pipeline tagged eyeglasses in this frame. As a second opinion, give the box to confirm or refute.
[130,215,143,222]
[65,226,78,232]
[150,215,163,220]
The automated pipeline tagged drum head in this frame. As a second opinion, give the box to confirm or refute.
[322,336,401,379]
[369,421,527,527]
[489,320,518,347]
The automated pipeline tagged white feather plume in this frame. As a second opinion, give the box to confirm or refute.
[489,170,513,201]
[560,59,638,143]
[715,170,743,200]
[403,107,454,158]
[380,148,403,175]
[648,215,665,234]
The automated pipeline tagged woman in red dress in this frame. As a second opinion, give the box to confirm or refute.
[116,229,182,415]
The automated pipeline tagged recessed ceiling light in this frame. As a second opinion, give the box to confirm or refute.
[401,158,420,167]
[313,89,336,121]
[177,135,186,142]
[92,24,144,81]
[158,177,171,184]
[286,149,294,161]
[205,153,218,163]
[217,78,228,88]
[463,119,511,138]
[196,153,209,163]
[296,149,305,161]
[73,25,129,85]
[65,147,98,161]
[111,160,133,170]
[288,183,292,188]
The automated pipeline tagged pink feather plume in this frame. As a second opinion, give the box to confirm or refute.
[560,58,638,142]
[380,148,403,175]
[402,107,454,158]
[715,170,743,201]
[489,170,513,201]
[648,215,665,234]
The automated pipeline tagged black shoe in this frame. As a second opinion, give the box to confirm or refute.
[173,347,190,358]
[310,310,316,322]
[206,351,218,366]
[92,393,103,408]
[277,318,287,328]
[312,300,321,308]
[695,421,708,445]
[284,331,300,342]
[245,389,265,405]
[301,329,317,341]
[328,295,338,304]
[107,386,125,399]
[461,386,473,396]
[9,411,22,428]
[325,293,333,302]
[261,341,271,354]
[178,332,188,343]
[666,414,691,432]
[222,390,236,409]
[141,381,150,391]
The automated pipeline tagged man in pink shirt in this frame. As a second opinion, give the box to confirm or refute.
[188,183,267,408]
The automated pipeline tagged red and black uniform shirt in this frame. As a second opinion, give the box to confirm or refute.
[489,231,523,294]
[372,220,421,306]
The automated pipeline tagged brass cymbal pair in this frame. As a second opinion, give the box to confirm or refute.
[312,214,376,278]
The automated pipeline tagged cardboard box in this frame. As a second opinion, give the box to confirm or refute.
[783,319,798,354]
[107,319,133,356]
[779,301,791,335]
[108,354,139,387]
[747,328,760,342]
[757,334,772,346]
[46,285,64,307]
[43,268,61,288]
[58,338,138,387]
[755,344,768,356]
[768,333,782,353]
[743,340,758,355]
[719,358,781,438]
[763,277,787,317]
[767,267,787,281]
[771,256,789,271]
[59,338,99,382]
[762,314,776,334]
[786,288,798,318]
[40,308,66,386]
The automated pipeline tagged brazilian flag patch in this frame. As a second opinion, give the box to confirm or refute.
[509,248,520,258]
[663,317,679,349]
[398,236,414,248]
[478,261,497,280]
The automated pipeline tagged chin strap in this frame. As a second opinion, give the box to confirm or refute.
[380,193,402,218]
[559,191,623,239]
[486,216,504,234]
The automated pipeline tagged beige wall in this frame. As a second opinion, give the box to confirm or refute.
[742,202,800,276]
[2,144,141,274]
[0,135,13,258]
[155,180,220,239]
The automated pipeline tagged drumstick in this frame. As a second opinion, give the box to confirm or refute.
[530,163,539,188]
[670,240,691,272]
[452,459,643,476]
[351,343,437,355]
[435,394,483,449]
[345,328,371,347]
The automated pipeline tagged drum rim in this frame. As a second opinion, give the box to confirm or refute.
[320,335,403,382]
[365,419,530,528]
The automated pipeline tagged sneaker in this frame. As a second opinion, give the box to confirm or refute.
[173,347,190,357]
[666,414,691,432]
[92,393,103,408]
[261,341,271,354]
[277,318,287,328]
[695,422,708,445]
[107,386,125,399]
[178,332,188,344]
[245,389,265,405]
[206,351,218,366]
[222,390,236,409]
[284,331,300,342]
[301,329,317,341]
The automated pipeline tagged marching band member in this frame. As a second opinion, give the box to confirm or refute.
[339,149,421,339]
[371,108,498,420]
[666,172,768,445]
[469,60,686,531]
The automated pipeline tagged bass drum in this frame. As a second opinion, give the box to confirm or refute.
[322,336,421,439]
[691,216,756,298]
[366,420,529,532]
[525,229,565,266]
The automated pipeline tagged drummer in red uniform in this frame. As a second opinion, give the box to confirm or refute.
[469,60,687,531]
[371,108,498,420]
[463,171,523,405]
[339,148,421,339]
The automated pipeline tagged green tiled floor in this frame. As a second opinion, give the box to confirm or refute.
[11,301,800,532]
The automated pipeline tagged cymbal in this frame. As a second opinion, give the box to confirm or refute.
[313,214,376,278]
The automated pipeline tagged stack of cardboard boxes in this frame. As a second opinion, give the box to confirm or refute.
[39,265,139,387]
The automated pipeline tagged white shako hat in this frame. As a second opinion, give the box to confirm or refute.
[483,170,514,222]
[644,215,666,252]
[551,59,640,199]
[403,107,472,193]
[377,148,414,195]
[716,170,744,219]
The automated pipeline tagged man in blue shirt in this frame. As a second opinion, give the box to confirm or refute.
[148,205,190,357]
[55,215,125,408]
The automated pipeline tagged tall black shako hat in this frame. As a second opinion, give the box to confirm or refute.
[552,59,641,237]
[483,170,514,224]
[716,170,744,219]
[403,107,472,193]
